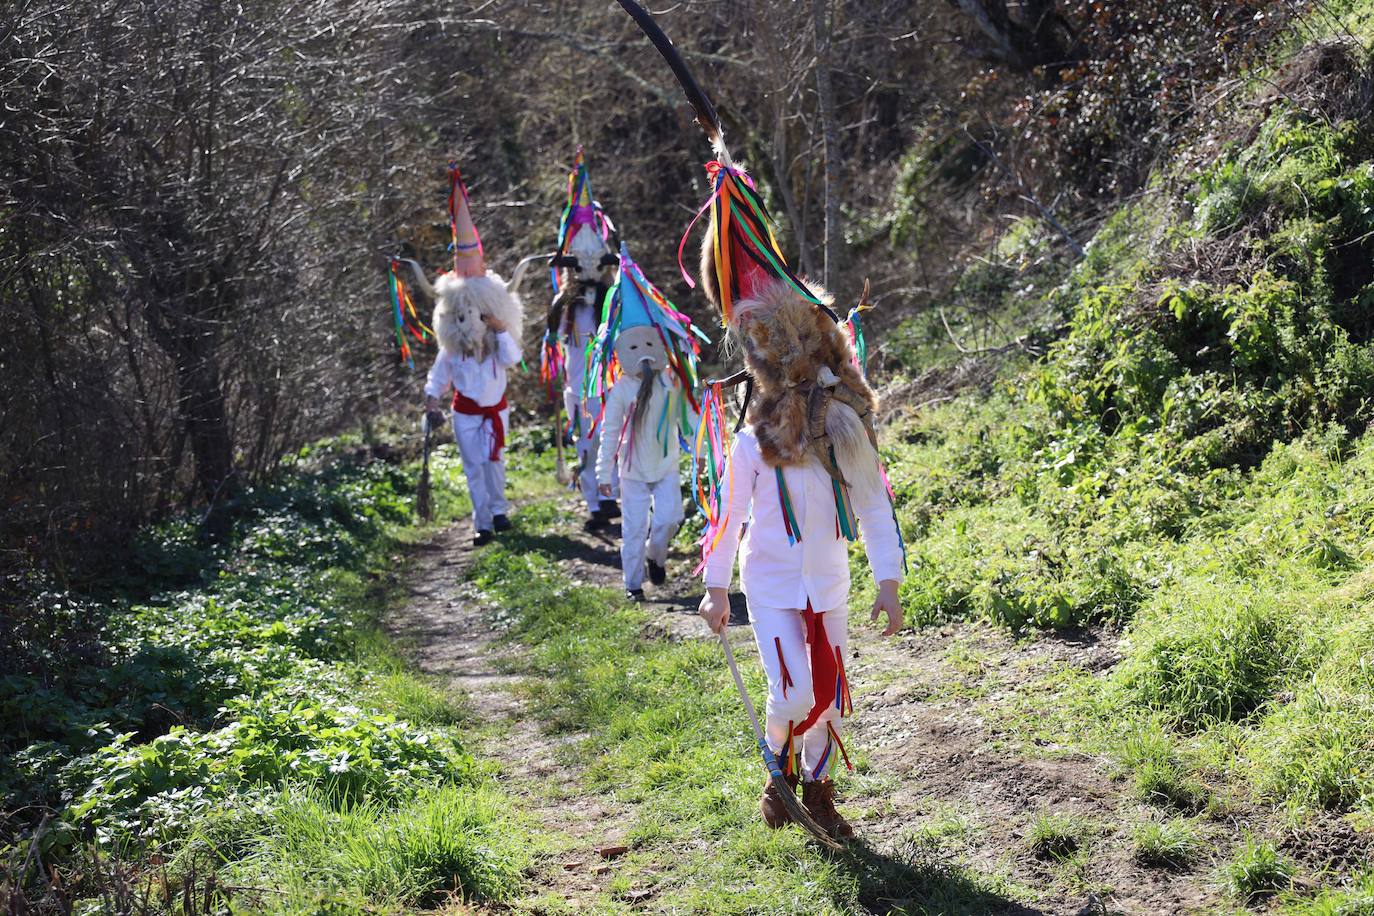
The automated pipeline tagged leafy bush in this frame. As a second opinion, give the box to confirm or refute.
[57,693,470,845]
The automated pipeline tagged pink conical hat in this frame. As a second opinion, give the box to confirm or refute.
[448,162,486,279]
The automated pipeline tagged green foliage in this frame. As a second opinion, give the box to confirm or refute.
[58,693,470,845]
[1,449,524,909]
[881,82,1374,909]
[1223,836,1296,902]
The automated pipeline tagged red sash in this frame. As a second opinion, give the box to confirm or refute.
[452,392,508,461]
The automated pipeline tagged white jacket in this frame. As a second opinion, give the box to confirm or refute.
[424,331,521,406]
[596,368,693,485]
[703,428,904,610]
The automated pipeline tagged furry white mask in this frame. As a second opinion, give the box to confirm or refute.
[432,272,525,359]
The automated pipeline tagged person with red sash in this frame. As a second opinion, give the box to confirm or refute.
[411,164,525,547]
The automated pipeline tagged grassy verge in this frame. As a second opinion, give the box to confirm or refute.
[0,424,558,911]
[870,28,1374,912]
[467,515,1025,915]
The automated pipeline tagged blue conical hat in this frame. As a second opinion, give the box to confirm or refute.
[617,249,656,332]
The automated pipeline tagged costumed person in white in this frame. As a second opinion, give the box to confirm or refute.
[404,165,526,547]
[542,148,622,531]
[611,0,907,844]
[591,242,708,600]
[688,159,907,839]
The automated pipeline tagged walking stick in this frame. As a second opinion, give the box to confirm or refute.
[716,631,843,850]
[554,401,573,486]
[417,412,435,522]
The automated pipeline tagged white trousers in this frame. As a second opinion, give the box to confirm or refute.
[564,382,616,512]
[451,408,509,532]
[618,474,684,590]
[749,603,850,781]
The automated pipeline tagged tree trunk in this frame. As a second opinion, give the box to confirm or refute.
[812,0,842,289]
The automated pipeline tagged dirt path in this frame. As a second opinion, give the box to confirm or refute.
[390,522,651,910]
[390,495,1225,915]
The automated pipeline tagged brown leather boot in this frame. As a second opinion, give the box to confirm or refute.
[802,778,855,839]
[759,772,799,828]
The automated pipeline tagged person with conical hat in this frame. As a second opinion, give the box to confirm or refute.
[691,153,908,839]
[409,163,526,546]
[545,148,623,531]
[597,1,909,838]
[592,242,708,600]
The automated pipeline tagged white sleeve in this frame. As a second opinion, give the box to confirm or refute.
[853,460,905,584]
[424,354,452,399]
[597,382,630,485]
[494,330,521,367]
[702,435,757,591]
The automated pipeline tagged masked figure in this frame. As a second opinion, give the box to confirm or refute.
[408,166,525,546]
[545,149,623,530]
[591,242,708,600]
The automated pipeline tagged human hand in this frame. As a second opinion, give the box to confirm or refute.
[870,579,903,637]
[698,587,730,635]
[598,483,613,497]
[481,313,508,333]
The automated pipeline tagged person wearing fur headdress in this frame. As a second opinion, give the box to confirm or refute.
[545,149,623,531]
[692,157,907,840]
[591,243,708,600]
[409,166,526,546]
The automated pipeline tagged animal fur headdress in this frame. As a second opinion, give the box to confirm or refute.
[616,0,881,492]
[399,164,526,360]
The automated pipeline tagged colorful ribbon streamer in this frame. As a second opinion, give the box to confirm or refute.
[388,259,432,369]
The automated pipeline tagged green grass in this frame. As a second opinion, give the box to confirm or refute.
[1025,813,1088,861]
[1223,836,1296,903]
[215,784,532,909]
[1131,819,1203,869]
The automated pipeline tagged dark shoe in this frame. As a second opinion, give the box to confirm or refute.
[647,559,666,586]
[584,510,610,532]
[473,530,494,547]
[625,588,645,602]
[802,778,854,839]
[600,499,621,520]
[493,514,512,532]
[760,772,800,829]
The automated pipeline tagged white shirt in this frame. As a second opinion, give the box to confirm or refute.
[703,428,904,610]
[424,331,521,406]
[596,368,693,484]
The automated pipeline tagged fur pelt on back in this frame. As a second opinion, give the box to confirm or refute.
[732,280,882,495]
[433,271,525,359]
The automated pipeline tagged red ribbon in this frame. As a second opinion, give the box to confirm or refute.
[794,602,844,736]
